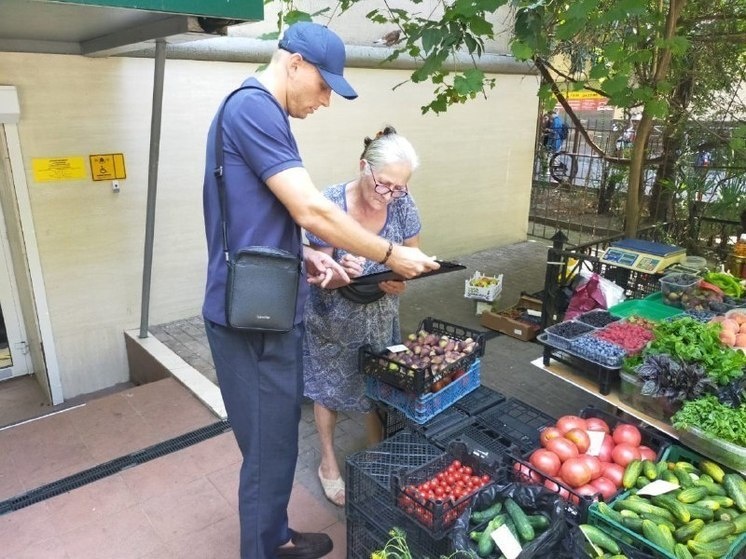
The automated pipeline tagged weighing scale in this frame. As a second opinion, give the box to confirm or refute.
[599,239,685,273]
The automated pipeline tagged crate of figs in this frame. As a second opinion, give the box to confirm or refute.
[359,317,485,394]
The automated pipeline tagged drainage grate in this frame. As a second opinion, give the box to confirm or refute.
[0,419,231,516]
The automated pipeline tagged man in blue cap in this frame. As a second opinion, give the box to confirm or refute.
[202,22,438,559]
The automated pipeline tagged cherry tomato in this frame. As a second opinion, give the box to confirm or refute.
[452,460,462,469]
[462,465,473,476]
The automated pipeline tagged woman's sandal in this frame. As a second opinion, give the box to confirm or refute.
[317,467,345,507]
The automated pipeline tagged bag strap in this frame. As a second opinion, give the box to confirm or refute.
[213,86,260,263]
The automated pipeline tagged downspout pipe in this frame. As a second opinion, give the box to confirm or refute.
[139,38,166,338]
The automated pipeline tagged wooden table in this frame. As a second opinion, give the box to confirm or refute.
[530,356,680,439]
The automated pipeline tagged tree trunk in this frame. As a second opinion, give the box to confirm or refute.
[625,114,655,237]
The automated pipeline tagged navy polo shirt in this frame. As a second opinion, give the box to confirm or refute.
[202,78,309,327]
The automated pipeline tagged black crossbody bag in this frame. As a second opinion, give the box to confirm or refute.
[214,86,301,332]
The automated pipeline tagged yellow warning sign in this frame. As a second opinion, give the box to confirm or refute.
[89,153,126,181]
[566,90,606,100]
[32,157,87,182]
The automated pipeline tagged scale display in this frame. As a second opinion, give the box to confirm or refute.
[600,239,685,274]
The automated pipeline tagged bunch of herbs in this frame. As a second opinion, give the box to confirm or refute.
[672,395,746,447]
[645,317,746,385]
[636,353,715,403]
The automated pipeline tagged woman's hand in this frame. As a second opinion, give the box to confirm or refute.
[378,280,406,295]
[339,253,365,279]
[304,247,349,288]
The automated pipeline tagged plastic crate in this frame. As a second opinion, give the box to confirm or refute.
[392,442,504,540]
[588,490,746,559]
[477,397,555,453]
[428,419,516,466]
[544,320,595,349]
[608,298,683,321]
[345,429,444,509]
[464,272,503,302]
[538,334,620,395]
[451,384,506,417]
[346,503,456,559]
[678,427,746,474]
[359,317,486,395]
[618,370,681,422]
[414,406,471,443]
[569,334,627,368]
[576,309,621,328]
[365,359,481,425]
[663,442,746,478]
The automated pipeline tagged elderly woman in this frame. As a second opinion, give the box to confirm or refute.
[303,126,421,506]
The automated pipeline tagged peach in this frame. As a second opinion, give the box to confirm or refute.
[736,333,746,347]
[721,319,740,333]
[739,323,746,334]
[720,330,737,347]
[730,312,746,325]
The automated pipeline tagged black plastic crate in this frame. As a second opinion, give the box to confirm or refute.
[477,397,555,453]
[452,384,506,416]
[346,503,457,559]
[374,404,409,440]
[579,406,673,458]
[539,339,620,395]
[359,317,486,395]
[375,402,471,441]
[392,442,505,540]
[415,406,471,442]
[345,429,443,509]
[429,419,516,466]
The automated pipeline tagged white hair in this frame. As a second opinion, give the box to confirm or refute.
[361,126,420,171]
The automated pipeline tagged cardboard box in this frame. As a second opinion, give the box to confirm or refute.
[480,295,543,341]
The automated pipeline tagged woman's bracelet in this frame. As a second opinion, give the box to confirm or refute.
[380,241,394,265]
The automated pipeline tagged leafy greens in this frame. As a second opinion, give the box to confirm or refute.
[636,354,714,403]
[672,395,746,447]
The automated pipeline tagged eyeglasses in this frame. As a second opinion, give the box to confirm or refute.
[368,165,408,199]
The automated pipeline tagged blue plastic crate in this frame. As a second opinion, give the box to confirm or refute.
[366,359,481,424]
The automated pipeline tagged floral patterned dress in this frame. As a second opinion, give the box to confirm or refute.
[303,182,421,412]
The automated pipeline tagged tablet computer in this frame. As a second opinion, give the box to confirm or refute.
[351,261,466,285]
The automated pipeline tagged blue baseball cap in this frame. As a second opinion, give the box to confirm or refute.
[279,22,358,100]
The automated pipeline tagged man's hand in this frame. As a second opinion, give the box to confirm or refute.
[386,246,439,279]
[304,247,349,288]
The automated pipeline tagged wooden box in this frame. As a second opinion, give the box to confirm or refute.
[480,295,543,341]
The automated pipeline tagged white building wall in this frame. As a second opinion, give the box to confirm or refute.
[0,50,538,398]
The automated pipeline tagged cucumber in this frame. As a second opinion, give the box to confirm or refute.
[623,460,643,489]
[642,459,658,480]
[616,499,675,521]
[598,501,625,524]
[526,513,550,531]
[674,519,705,542]
[636,476,651,489]
[685,504,715,521]
[504,497,534,542]
[696,499,722,512]
[676,461,700,475]
[579,524,620,555]
[732,512,746,533]
[694,478,727,496]
[674,542,695,559]
[640,512,677,532]
[699,460,725,484]
[687,538,733,557]
[708,495,734,508]
[673,465,695,488]
[642,519,675,553]
[477,514,505,557]
[621,516,644,533]
[678,487,709,504]
[723,473,746,512]
[471,501,503,523]
[693,520,736,543]
[652,494,691,524]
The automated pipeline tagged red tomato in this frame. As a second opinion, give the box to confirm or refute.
[612,424,642,447]
[612,443,642,467]
[529,449,562,477]
[590,476,618,500]
[577,454,602,480]
[575,483,600,500]
[564,428,591,454]
[556,415,588,434]
[546,436,580,462]
[600,462,625,488]
[539,426,563,447]
[638,445,657,461]
[559,457,593,488]
[462,466,473,476]
[585,417,611,434]
[481,474,491,484]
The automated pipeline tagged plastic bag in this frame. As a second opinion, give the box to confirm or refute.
[562,523,658,559]
[564,273,607,320]
[450,482,568,559]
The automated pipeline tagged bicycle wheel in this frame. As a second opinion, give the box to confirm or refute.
[549,151,578,182]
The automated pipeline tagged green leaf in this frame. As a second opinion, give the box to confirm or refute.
[510,40,534,60]
[283,10,312,25]
[421,27,441,54]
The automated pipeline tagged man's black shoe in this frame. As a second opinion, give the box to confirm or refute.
[276,530,333,559]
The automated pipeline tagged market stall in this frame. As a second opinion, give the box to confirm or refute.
[345,237,746,559]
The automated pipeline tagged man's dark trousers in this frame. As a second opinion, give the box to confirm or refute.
[204,318,303,559]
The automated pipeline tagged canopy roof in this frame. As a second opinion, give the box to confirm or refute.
[0,0,262,56]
